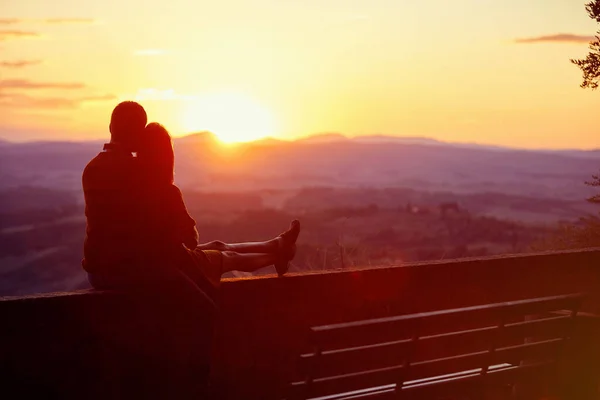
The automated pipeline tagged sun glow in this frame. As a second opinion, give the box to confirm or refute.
[182,92,276,143]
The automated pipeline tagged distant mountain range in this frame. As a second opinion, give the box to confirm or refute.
[3,131,599,153]
[0,133,598,202]
[256,133,600,157]
[296,133,474,147]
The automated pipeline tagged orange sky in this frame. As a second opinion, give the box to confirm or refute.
[1,0,599,148]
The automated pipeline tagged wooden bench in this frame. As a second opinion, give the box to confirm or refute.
[288,293,587,400]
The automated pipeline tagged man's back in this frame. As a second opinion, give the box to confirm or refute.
[82,147,144,274]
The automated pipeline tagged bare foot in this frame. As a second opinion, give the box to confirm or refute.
[275,220,300,276]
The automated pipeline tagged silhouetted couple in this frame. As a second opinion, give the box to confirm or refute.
[82,101,300,306]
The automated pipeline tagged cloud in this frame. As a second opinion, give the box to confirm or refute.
[0,79,85,90]
[0,18,95,25]
[133,49,167,56]
[514,33,596,44]
[0,59,43,68]
[42,18,95,24]
[0,92,116,109]
[0,30,40,40]
[0,18,95,40]
[0,93,77,108]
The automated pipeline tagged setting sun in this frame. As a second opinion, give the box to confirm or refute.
[181,92,276,143]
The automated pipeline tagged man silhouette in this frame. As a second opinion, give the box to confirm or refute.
[82,101,147,279]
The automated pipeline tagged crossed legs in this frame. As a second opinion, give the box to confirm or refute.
[196,220,300,276]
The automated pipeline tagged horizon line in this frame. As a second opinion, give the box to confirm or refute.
[1,132,599,153]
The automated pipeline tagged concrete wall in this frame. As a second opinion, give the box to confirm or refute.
[2,249,600,399]
[0,290,214,399]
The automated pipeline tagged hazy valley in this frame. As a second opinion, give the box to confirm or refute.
[0,133,598,295]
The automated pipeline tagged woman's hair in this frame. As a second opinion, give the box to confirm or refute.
[138,122,175,184]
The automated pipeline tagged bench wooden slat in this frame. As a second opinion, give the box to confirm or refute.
[293,385,397,400]
[299,339,412,379]
[414,314,571,362]
[312,363,555,400]
[310,294,582,350]
[289,365,403,400]
[493,337,564,365]
[500,296,581,324]
[400,362,554,400]
[406,338,563,383]
[300,315,571,379]
[403,350,488,383]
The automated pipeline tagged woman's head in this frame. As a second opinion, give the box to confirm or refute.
[138,122,174,184]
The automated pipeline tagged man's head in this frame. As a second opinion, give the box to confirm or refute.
[109,101,147,151]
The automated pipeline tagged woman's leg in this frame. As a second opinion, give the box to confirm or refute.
[196,239,279,253]
[196,220,300,255]
[221,251,278,273]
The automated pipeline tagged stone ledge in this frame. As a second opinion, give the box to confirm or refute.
[3,248,599,302]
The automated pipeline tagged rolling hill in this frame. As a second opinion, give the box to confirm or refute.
[0,133,597,202]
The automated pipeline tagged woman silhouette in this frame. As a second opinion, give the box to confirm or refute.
[135,122,300,298]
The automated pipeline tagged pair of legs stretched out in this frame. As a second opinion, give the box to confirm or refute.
[195,220,300,277]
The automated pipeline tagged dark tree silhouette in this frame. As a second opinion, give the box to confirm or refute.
[586,173,600,204]
[571,1,600,89]
[533,171,600,251]
[528,163,600,250]
[546,2,600,251]
[577,3,600,243]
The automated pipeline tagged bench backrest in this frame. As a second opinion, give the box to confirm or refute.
[289,293,584,399]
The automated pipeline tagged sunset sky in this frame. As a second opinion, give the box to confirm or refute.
[1,0,599,148]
